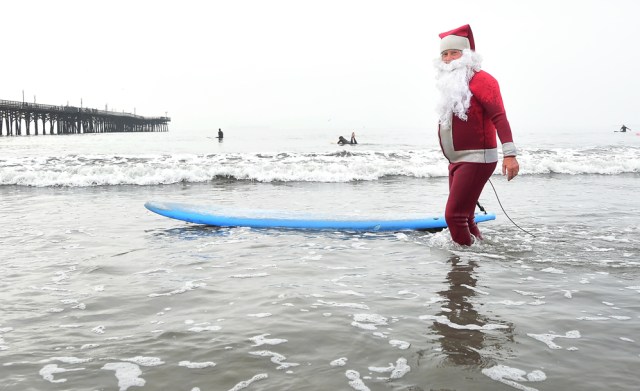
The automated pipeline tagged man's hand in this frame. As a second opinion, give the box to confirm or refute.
[502,156,519,181]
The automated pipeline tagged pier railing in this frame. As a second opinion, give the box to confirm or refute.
[0,99,170,136]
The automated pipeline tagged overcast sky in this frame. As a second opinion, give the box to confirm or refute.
[3,0,639,134]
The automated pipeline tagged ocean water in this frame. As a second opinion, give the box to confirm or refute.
[1,127,639,391]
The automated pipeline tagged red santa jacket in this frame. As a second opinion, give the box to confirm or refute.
[439,70,517,163]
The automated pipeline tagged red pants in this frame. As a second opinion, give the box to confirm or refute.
[445,162,496,245]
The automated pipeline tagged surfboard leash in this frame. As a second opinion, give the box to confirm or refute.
[479,131,535,238]
[486,178,536,238]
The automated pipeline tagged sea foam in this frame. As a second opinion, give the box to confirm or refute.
[4,145,638,187]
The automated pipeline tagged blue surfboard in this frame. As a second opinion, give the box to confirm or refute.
[144,201,496,232]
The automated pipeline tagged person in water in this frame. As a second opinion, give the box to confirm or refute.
[619,124,631,132]
[337,135,357,145]
[435,24,519,246]
[218,128,224,139]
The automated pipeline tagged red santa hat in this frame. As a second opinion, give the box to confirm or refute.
[439,24,475,52]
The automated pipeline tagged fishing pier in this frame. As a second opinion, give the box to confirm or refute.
[0,99,170,136]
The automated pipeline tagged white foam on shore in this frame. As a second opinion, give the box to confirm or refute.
[419,315,508,330]
[461,284,489,295]
[345,370,370,391]
[367,357,410,379]
[316,300,370,310]
[368,364,394,373]
[122,356,165,366]
[188,325,222,332]
[92,325,105,334]
[31,285,72,292]
[490,300,527,306]
[482,365,546,391]
[389,340,410,350]
[351,314,388,330]
[330,357,348,367]
[102,362,145,391]
[135,268,172,275]
[609,315,631,320]
[229,273,269,278]
[390,358,411,379]
[338,290,366,297]
[513,290,539,297]
[179,361,216,369]
[577,316,612,321]
[527,330,581,349]
[148,281,206,297]
[249,333,288,346]
[619,337,635,342]
[423,297,447,306]
[247,313,272,318]
[249,350,299,370]
[227,373,268,391]
[105,335,134,341]
[391,290,419,299]
[39,364,85,383]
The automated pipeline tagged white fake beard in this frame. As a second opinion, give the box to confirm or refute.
[434,50,482,127]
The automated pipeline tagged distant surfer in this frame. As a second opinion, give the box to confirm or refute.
[338,133,357,145]
[435,24,519,246]
[218,128,224,139]
[619,124,631,133]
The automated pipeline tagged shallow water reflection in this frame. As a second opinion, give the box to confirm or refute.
[432,256,513,367]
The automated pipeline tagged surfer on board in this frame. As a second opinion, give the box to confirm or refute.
[435,24,519,245]
[619,124,631,133]
[337,135,357,145]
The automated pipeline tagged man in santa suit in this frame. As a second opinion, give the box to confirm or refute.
[435,24,520,245]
